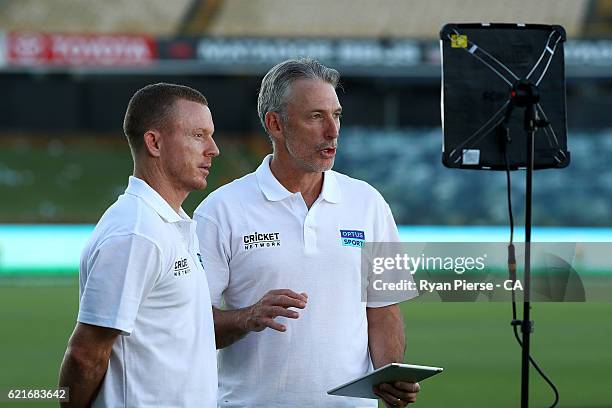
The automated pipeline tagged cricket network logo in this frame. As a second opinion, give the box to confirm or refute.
[340,230,365,248]
[173,258,191,277]
[243,231,281,250]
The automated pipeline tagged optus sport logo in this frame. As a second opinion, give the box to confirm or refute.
[340,230,365,248]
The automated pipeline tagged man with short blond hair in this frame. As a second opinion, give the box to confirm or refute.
[60,83,220,408]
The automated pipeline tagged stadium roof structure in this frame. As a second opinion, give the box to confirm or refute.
[0,0,593,39]
[0,0,191,35]
[204,0,590,39]
[1,0,611,78]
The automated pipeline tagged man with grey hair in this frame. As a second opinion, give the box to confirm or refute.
[194,58,420,407]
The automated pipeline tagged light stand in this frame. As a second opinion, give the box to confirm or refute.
[439,23,571,407]
[505,80,550,407]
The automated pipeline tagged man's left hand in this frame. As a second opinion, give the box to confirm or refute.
[373,381,420,407]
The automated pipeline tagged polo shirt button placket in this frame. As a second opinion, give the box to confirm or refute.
[304,217,316,252]
[176,222,188,245]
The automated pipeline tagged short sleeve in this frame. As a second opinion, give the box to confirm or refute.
[375,202,401,243]
[78,234,162,334]
[366,200,417,307]
[194,213,230,308]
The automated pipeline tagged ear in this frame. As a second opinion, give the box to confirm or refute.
[264,111,284,143]
[143,130,162,158]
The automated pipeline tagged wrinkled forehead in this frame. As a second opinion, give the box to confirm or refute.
[285,78,341,110]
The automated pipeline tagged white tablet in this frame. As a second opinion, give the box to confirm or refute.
[327,363,444,399]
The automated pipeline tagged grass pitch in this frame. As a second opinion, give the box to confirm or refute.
[0,281,610,407]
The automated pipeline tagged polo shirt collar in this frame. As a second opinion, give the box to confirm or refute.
[125,176,189,223]
[321,167,342,204]
[255,155,342,204]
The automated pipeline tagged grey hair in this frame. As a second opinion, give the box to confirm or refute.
[257,58,340,135]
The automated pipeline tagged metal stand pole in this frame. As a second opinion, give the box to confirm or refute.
[521,119,535,408]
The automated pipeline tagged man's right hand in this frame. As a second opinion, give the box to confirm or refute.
[245,289,308,332]
[212,289,308,348]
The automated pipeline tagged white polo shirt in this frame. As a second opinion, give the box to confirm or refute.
[194,155,416,408]
[78,176,217,408]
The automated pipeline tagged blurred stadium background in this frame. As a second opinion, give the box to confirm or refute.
[0,0,611,407]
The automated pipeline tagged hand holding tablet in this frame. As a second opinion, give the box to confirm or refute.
[327,363,443,400]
